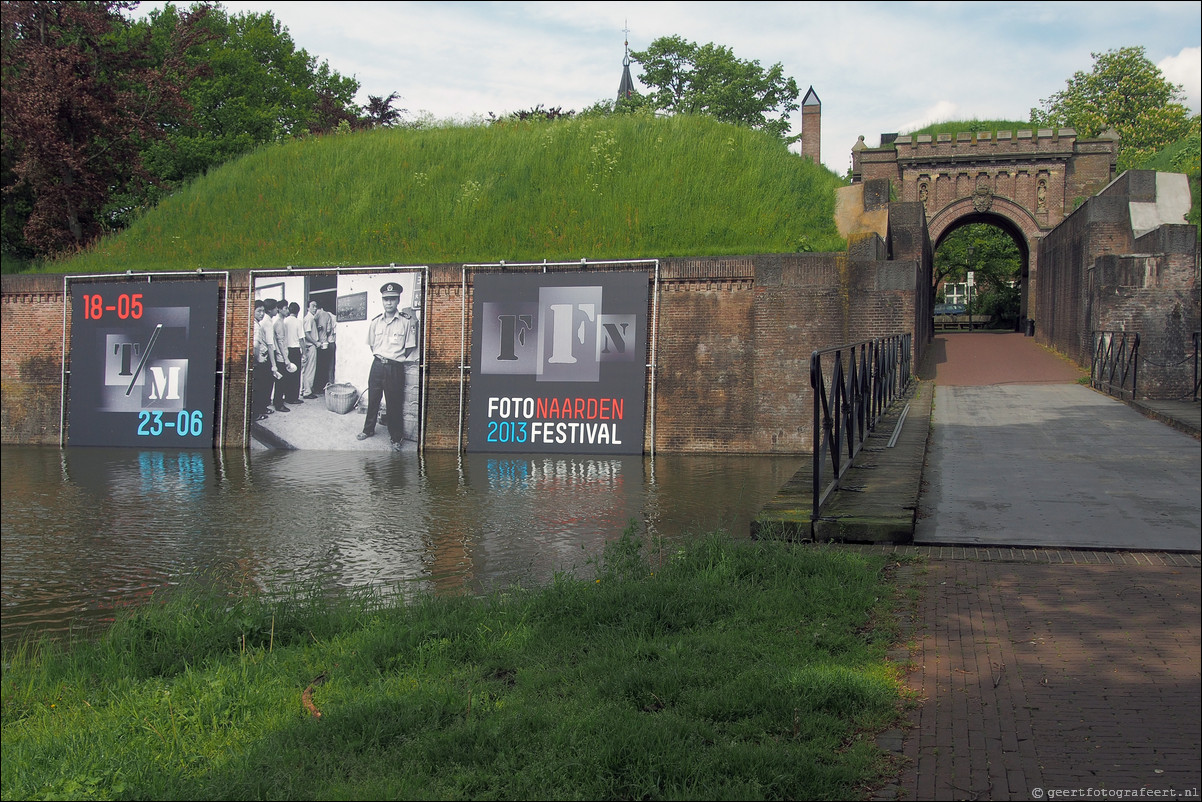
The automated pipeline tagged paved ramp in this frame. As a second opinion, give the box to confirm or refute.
[916,333,1201,551]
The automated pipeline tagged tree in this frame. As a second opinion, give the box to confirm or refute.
[364,92,405,127]
[487,104,575,124]
[137,3,361,188]
[629,35,800,142]
[1030,46,1194,170]
[935,224,1022,323]
[1,0,198,255]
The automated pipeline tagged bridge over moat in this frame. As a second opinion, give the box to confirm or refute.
[754,331,1201,550]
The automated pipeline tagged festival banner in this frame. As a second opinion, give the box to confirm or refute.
[67,280,220,447]
[250,269,424,451]
[468,271,648,454]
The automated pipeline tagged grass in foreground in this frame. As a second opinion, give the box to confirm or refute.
[1,527,911,801]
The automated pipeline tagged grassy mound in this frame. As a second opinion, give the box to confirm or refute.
[54,115,848,274]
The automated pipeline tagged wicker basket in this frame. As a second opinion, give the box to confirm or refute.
[325,383,359,414]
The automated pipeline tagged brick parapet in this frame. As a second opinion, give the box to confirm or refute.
[1037,174,1200,399]
[893,128,1075,160]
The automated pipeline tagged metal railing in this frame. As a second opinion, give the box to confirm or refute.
[1193,332,1200,403]
[1091,331,1140,400]
[811,333,912,518]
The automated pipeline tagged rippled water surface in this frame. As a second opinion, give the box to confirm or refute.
[1,446,801,644]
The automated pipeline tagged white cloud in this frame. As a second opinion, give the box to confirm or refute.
[130,1,1201,172]
[1158,46,1201,114]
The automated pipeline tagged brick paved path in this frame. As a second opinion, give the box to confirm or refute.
[894,560,1201,800]
[881,333,1201,801]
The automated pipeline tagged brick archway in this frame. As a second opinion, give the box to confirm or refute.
[929,197,1040,322]
[851,127,1117,324]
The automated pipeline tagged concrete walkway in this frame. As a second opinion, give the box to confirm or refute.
[873,332,1201,800]
[916,332,1200,552]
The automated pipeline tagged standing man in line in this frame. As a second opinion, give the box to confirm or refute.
[301,300,320,399]
[274,302,304,406]
[357,282,417,450]
[261,299,289,413]
[315,302,337,390]
[283,302,306,405]
[252,300,282,421]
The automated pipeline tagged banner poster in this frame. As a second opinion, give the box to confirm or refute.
[468,271,648,454]
[250,269,424,452]
[67,280,220,448]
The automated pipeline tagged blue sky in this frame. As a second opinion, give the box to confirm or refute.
[133,1,1201,174]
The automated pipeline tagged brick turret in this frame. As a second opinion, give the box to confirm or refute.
[801,86,821,165]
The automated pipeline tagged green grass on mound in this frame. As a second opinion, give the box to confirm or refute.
[53,115,848,275]
[902,119,1038,141]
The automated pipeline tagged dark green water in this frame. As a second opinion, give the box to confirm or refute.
[1,446,801,645]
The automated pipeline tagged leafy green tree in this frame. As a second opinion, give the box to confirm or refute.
[1030,46,1194,170]
[136,3,360,189]
[1,0,200,255]
[935,224,1022,322]
[578,92,656,120]
[629,35,800,142]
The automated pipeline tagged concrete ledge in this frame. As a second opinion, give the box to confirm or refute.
[1127,398,1202,439]
[754,378,934,544]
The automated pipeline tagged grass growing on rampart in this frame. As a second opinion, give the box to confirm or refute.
[1,527,912,801]
[903,119,1034,139]
[54,115,847,275]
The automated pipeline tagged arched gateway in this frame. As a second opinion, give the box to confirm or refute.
[850,128,1119,325]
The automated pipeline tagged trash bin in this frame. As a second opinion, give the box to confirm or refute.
[1025,319,1035,337]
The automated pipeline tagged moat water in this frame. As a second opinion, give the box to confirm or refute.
[0,446,801,645]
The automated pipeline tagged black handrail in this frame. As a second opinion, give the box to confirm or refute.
[1090,331,1140,400]
[1193,332,1200,403]
[811,333,912,518]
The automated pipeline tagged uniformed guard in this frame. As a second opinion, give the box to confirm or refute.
[357,282,417,449]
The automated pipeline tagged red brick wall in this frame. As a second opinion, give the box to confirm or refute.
[1036,171,1200,399]
[3,253,924,453]
[1,275,66,444]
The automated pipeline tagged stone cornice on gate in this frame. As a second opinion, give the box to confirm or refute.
[927,194,1043,248]
[894,128,1077,167]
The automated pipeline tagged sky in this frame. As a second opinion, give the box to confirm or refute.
[133,1,1201,174]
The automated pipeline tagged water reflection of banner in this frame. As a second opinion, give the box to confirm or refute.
[63,448,213,499]
[468,271,648,454]
[462,453,646,576]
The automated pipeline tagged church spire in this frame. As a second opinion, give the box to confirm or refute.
[617,20,635,101]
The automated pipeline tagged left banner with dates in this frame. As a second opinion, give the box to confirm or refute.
[67,280,220,447]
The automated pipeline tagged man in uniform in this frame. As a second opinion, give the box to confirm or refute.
[357,282,417,449]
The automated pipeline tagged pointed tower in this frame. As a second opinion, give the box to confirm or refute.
[801,86,821,165]
[617,21,636,101]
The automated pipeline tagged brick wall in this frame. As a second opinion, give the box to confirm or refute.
[1,274,65,444]
[2,248,927,453]
[1037,171,1200,399]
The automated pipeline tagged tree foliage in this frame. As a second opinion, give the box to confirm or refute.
[629,35,800,142]
[1030,46,1195,170]
[1,0,367,260]
[935,224,1020,289]
[136,3,361,190]
[364,92,405,127]
[1,0,198,254]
